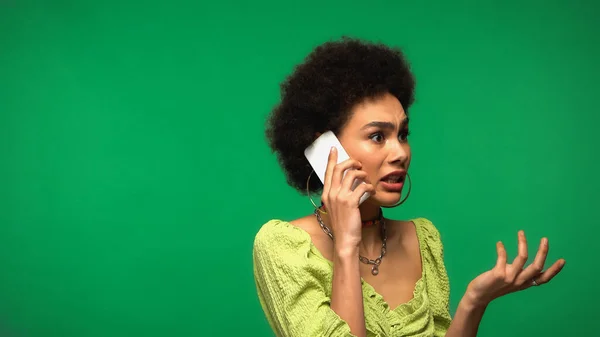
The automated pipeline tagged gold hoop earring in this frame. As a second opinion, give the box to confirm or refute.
[382,172,412,208]
[306,170,327,214]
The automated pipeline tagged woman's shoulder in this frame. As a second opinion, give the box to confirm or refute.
[409,217,447,264]
[252,217,327,276]
[411,217,443,240]
[253,218,313,255]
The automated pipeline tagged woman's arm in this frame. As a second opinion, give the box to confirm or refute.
[330,245,366,337]
[444,232,565,337]
[444,293,487,336]
[320,146,377,337]
[253,224,360,337]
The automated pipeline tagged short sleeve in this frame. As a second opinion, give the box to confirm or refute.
[415,218,452,336]
[252,220,357,337]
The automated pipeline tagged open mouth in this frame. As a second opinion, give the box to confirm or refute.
[380,171,406,183]
[380,171,406,191]
[381,174,405,184]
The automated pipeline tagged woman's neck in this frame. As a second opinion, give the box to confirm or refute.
[358,202,381,222]
[358,202,385,256]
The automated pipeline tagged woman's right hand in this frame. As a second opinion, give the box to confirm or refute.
[320,146,376,250]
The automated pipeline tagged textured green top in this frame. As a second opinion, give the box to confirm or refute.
[252,217,452,337]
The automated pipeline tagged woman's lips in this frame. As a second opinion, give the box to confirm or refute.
[380,180,404,192]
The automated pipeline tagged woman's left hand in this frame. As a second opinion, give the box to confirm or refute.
[464,230,566,308]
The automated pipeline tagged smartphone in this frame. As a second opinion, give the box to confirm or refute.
[304,131,370,205]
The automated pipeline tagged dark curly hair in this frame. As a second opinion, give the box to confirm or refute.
[265,36,416,195]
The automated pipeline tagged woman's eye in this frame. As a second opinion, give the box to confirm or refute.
[370,132,384,143]
[370,130,410,143]
[399,130,411,142]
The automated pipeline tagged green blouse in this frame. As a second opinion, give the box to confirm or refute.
[252,217,452,337]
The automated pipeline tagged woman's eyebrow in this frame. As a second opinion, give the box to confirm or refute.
[360,118,409,130]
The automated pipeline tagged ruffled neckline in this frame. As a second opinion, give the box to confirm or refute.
[276,218,429,316]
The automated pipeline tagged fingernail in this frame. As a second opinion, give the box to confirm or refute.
[330,146,335,152]
[542,238,548,245]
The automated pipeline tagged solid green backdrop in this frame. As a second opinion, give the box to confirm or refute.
[0,1,597,336]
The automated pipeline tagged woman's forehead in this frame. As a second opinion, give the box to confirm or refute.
[347,94,407,127]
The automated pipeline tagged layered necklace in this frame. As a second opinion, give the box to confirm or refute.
[313,206,387,275]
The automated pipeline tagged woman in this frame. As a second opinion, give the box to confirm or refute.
[252,37,565,337]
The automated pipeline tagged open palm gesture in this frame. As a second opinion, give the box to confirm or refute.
[466,230,566,307]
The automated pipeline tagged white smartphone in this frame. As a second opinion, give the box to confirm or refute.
[304,131,370,205]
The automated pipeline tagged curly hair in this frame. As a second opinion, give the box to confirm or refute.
[265,36,416,195]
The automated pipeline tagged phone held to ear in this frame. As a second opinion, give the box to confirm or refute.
[304,131,370,205]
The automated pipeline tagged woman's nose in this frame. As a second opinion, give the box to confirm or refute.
[388,142,409,165]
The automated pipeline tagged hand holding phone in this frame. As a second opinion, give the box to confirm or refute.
[304,131,371,205]
[304,131,376,246]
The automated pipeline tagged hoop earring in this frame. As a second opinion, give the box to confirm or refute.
[382,172,412,208]
[306,170,327,214]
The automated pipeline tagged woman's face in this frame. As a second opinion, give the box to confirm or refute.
[337,92,411,207]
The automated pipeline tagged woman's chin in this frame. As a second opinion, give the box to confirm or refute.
[367,193,402,207]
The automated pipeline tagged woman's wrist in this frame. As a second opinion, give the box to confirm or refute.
[460,288,489,312]
[333,242,360,260]
[444,292,489,337]
[333,235,361,254]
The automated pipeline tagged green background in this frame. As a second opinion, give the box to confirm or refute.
[1,1,597,336]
